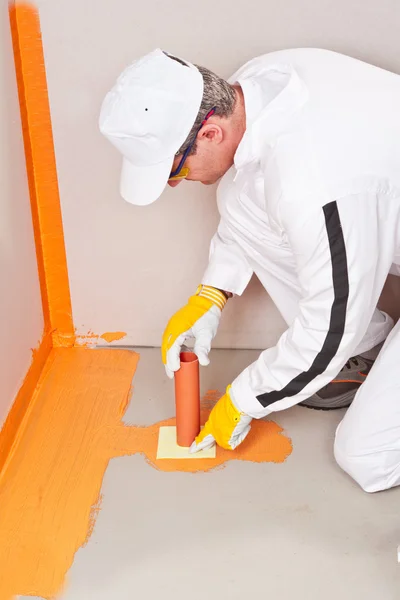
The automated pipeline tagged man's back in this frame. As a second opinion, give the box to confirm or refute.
[231,48,400,197]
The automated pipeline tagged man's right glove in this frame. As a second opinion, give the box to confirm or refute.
[190,385,252,452]
[161,285,228,379]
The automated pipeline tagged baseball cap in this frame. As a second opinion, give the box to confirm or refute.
[99,48,203,205]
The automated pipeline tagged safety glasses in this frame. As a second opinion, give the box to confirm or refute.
[169,107,217,181]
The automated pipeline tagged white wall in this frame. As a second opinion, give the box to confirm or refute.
[36,0,400,348]
[0,0,44,427]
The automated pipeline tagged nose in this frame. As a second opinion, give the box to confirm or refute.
[168,179,183,188]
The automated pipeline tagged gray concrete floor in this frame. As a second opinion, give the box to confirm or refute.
[56,348,399,600]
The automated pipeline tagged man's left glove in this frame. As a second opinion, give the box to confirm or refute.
[162,285,227,379]
[190,386,252,453]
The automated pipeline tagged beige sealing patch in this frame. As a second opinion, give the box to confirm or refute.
[157,426,216,459]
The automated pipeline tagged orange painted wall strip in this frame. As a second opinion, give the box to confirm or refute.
[9,2,74,347]
[0,331,52,479]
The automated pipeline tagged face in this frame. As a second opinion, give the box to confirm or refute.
[168,123,235,188]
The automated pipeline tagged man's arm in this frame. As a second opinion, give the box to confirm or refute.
[161,219,251,377]
[201,219,253,297]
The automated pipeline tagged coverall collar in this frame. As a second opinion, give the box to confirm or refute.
[230,64,309,171]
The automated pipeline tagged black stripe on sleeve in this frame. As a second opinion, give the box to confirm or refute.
[256,201,349,408]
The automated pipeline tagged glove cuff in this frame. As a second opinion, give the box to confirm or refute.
[196,285,227,311]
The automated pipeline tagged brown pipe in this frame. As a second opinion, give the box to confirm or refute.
[174,352,200,447]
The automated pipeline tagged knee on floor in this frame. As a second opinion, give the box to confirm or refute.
[334,430,390,494]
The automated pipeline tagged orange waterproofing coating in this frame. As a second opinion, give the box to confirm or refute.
[0,348,140,600]
[0,363,292,600]
[0,1,75,483]
[121,406,293,474]
[9,2,74,347]
[175,352,201,446]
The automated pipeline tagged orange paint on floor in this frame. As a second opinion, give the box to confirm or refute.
[113,411,292,474]
[0,348,291,599]
[0,348,139,600]
[1,4,291,599]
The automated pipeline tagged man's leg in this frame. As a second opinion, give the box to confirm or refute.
[299,309,393,409]
[334,318,400,492]
[256,259,393,408]
[352,308,393,357]
[255,253,393,358]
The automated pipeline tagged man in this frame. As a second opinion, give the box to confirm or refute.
[100,48,400,493]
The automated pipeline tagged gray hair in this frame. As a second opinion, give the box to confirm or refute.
[166,53,236,156]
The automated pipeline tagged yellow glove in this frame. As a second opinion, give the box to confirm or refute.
[162,285,227,378]
[190,386,252,452]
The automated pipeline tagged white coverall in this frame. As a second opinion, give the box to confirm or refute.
[202,49,400,492]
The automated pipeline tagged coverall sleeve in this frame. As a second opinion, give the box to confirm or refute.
[231,194,382,418]
[201,218,253,296]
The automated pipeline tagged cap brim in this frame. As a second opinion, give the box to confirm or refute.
[120,155,175,206]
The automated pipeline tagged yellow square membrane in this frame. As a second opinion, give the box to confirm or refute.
[156,426,216,459]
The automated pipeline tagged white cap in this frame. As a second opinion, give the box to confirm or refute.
[99,49,203,206]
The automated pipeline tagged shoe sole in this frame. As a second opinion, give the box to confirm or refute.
[299,388,356,411]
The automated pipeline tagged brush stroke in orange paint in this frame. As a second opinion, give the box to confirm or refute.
[9,2,74,347]
[100,331,127,343]
[0,349,291,599]
[0,330,52,479]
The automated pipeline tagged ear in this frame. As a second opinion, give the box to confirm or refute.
[197,123,224,145]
